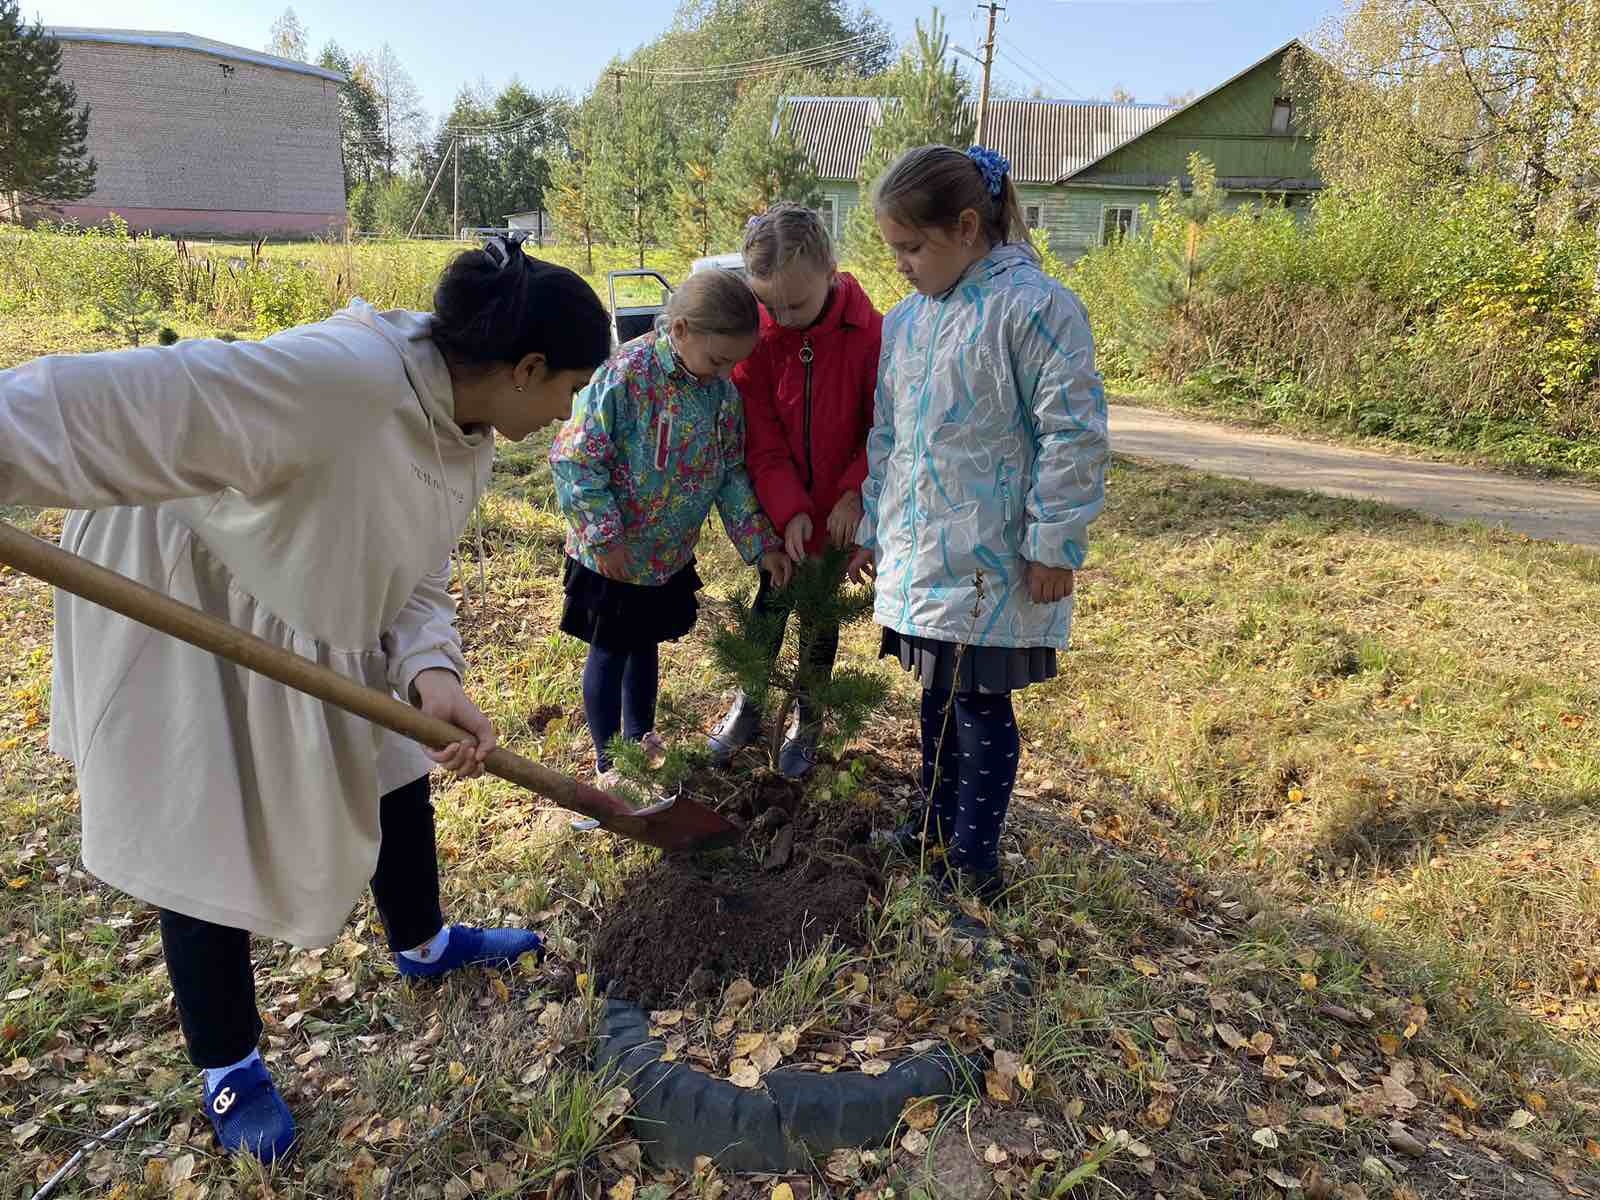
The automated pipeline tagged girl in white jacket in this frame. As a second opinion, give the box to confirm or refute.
[851,147,1109,902]
[0,237,611,1162]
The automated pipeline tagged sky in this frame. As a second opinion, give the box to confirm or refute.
[29,0,1347,119]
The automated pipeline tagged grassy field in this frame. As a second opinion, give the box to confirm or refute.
[5,295,1600,1197]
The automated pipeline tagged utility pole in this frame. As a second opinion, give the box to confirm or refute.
[975,1,1005,146]
[452,137,461,240]
[408,135,455,239]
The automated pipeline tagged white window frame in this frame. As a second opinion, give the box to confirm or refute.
[1100,204,1137,245]
[1023,202,1043,230]
[818,194,841,240]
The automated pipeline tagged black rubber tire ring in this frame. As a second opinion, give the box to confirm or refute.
[594,998,983,1171]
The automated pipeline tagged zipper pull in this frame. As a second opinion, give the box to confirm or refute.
[799,336,813,365]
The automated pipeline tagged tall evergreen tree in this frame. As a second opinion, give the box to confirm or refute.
[671,128,720,259]
[593,77,676,267]
[844,8,974,302]
[712,81,821,243]
[320,40,386,193]
[550,105,604,271]
[0,1,94,220]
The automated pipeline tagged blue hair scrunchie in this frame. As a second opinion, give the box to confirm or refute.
[967,145,1010,197]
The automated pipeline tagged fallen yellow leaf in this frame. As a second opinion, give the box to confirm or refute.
[723,979,756,1011]
[1300,1104,1346,1131]
[985,1069,1013,1102]
[729,1060,761,1088]
[1131,955,1160,978]
[609,1176,637,1200]
[1299,973,1319,992]
[861,1059,891,1077]
[983,1143,1009,1165]
[770,1183,794,1200]
[735,1033,767,1057]
[903,1098,939,1131]
[1016,1064,1036,1091]
[1143,1096,1173,1130]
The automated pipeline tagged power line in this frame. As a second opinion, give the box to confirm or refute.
[613,34,888,82]
[635,33,879,74]
[999,35,1086,99]
[994,46,1058,98]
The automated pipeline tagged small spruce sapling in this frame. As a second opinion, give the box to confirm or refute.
[710,545,889,772]
[95,279,162,346]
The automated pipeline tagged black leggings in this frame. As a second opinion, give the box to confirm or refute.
[581,642,660,771]
[750,566,840,703]
[917,689,1021,875]
[159,776,443,1068]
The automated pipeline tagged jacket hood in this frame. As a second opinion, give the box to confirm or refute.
[974,242,1039,283]
[331,300,487,450]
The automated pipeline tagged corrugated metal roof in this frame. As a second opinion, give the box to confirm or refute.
[780,96,888,182]
[44,27,345,83]
[778,95,1176,185]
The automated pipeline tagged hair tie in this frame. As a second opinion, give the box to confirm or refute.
[967,145,1010,197]
[482,231,529,272]
[745,214,764,231]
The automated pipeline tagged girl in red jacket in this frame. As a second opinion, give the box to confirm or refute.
[707,202,885,778]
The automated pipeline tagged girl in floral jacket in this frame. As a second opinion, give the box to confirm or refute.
[551,269,789,780]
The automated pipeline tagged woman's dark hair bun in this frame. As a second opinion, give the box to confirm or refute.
[431,239,610,374]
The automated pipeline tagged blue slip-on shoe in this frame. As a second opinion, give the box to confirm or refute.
[204,1058,296,1163]
[394,925,545,980]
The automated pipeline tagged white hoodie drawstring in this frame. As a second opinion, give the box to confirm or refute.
[427,418,466,610]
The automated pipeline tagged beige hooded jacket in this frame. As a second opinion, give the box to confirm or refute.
[0,300,493,945]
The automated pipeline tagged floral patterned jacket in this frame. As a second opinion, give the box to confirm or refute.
[550,332,778,585]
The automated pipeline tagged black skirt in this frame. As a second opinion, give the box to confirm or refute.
[880,628,1057,695]
[560,557,704,651]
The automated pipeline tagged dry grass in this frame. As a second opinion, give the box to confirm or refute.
[4,338,1600,1197]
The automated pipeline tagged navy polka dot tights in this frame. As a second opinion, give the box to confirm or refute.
[916,688,1021,875]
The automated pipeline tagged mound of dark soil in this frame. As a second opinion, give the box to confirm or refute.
[592,775,882,1009]
[592,855,872,1009]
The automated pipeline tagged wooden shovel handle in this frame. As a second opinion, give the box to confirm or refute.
[0,520,638,829]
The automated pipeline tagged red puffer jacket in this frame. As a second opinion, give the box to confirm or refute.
[735,272,884,556]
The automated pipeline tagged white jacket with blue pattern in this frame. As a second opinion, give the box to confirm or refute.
[856,243,1109,649]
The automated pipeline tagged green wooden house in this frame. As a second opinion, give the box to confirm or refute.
[780,40,1319,262]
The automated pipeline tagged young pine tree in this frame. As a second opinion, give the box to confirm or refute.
[671,128,719,260]
[550,107,603,273]
[593,78,675,268]
[1125,152,1227,371]
[843,9,974,305]
[711,81,821,245]
[0,1,95,220]
[709,547,888,772]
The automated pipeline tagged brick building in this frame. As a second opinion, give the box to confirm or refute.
[41,28,347,238]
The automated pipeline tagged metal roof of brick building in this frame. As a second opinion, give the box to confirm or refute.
[777,95,1178,184]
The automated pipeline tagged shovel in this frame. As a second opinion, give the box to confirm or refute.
[0,520,739,853]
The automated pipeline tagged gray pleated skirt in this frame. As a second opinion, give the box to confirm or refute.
[880,629,1056,695]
